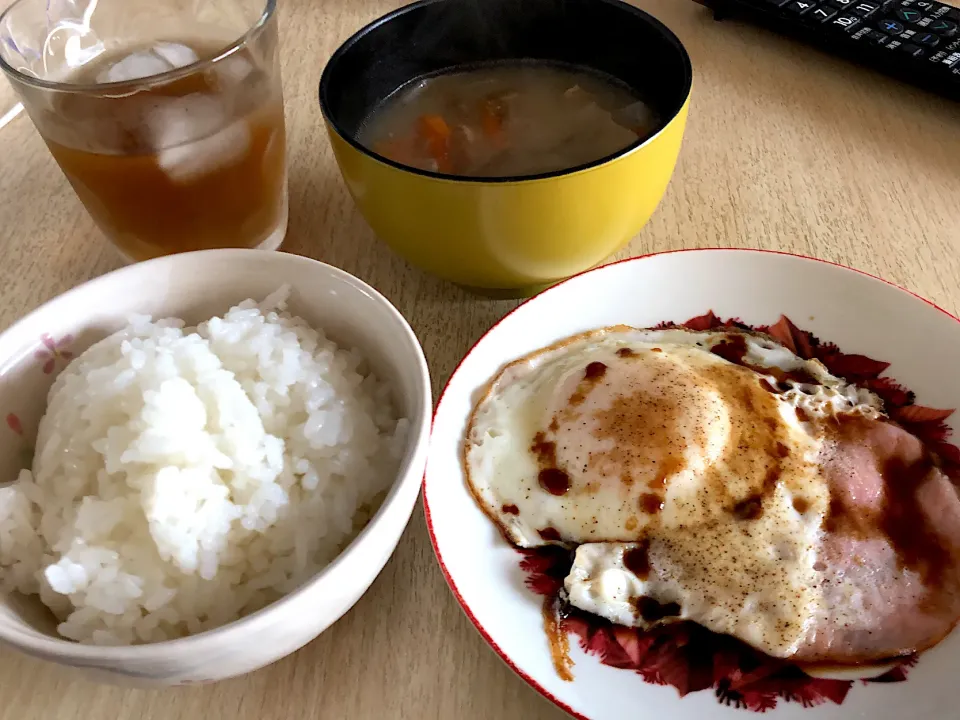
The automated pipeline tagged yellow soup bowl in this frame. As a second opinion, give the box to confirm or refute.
[320,0,692,295]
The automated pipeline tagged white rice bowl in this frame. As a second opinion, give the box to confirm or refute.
[0,287,407,646]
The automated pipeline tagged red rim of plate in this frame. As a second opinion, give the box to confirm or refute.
[421,247,960,720]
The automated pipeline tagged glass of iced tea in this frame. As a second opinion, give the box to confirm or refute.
[0,0,287,261]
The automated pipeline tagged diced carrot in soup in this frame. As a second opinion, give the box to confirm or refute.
[417,114,455,172]
[480,99,505,144]
[357,63,660,178]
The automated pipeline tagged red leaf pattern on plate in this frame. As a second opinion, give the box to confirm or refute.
[862,654,918,684]
[525,548,914,712]
[675,311,960,477]
[894,406,954,423]
[516,312,947,710]
[766,316,815,359]
[819,353,891,381]
[681,311,722,332]
[863,377,915,409]
[776,676,852,707]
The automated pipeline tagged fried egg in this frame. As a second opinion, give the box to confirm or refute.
[464,326,884,658]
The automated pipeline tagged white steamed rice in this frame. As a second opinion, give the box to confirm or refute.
[0,288,407,645]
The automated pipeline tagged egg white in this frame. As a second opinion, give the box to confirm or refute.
[464,326,880,547]
[463,325,883,657]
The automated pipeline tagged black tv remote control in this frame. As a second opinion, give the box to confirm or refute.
[697,0,960,101]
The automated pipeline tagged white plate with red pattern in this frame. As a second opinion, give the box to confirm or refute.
[423,249,960,719]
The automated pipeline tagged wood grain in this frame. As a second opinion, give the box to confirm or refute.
[0,0,958,718]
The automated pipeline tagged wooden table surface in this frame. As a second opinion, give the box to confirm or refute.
[1,0,958,717]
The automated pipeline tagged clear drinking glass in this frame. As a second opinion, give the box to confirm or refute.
[0,0,287,261]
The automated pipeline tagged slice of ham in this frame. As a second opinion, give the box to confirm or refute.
[562,416,960,665]
[796,416,960,663]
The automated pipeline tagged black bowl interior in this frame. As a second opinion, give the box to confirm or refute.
[320,0,692,150]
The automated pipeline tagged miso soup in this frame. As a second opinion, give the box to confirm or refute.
[357,62,659,178]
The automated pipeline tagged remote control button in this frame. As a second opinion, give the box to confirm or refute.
[868,29,891,42]
[851,1,880,16]
[943,51,960,68]
[827,0,856,5]
[879,18,906,32]
[916,31,941,45]
[830,13,863,29]
[787,0,817,13]
[896,7,923,22]
[930,18,958,36]
[947,9,960,22]
[810,5,839,20]
[900,42,927,56]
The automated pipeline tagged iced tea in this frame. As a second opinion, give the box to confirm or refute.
[40,39,286,260]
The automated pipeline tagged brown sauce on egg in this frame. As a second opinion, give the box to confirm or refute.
[541,597,574,682]
[531,432,571,496]
[587,389,693,491]
[539,468,571,496]
[639,493,664,515]
[569,361,609,406]
[616,347,635,358]
[732,496,764,521]
[531,432,557,464]
[650,457,682,489]
[538,527,563,542]
[759,378,778,394]
[632,596,682,622]
[585,337,801,531]
[584,361,607,380]
[623,539,652,580]
[501,504,519,515]
[710,333,819,391]
[728,444,786,521]
[710,334,748,365]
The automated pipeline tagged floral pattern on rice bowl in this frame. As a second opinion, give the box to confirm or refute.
[34,334,74,375]
[4,332,76,471]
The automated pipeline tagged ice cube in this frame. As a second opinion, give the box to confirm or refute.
[212,52,257,87]
[142,94,228,150]
[157,120,251,184]
[97,43,199,84]
[152,42,200,70]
